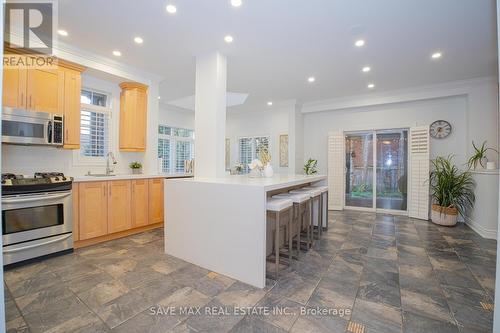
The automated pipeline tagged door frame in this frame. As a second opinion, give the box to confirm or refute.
[344,128,409,215]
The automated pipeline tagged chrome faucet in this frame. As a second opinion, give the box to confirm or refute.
[106,152,117,175]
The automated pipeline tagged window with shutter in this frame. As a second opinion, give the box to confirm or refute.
[238,136,270,173]
[158,125,195,174]
[408,126,430,220]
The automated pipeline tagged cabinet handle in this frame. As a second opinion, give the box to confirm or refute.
[65,129,69,141]
[20,93,24,107]
[109,186,112,196]
[103,185,106,196]
[29,95,32,108]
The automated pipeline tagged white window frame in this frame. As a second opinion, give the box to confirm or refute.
[73,88,112,166]
[158,125,195,174]
[238,135,270,173]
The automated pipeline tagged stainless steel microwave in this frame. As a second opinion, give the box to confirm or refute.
[2,108,64,146]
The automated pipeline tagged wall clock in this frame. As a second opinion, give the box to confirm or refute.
[430,120,452,139]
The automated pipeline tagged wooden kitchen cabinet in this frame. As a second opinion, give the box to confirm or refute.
[60,64,84,149]
[2,67,27,108]
[148,178,164,224]
[78,182,108,240]
[107,180,132,233]
[132,179,149,227]
[119,82,148,151]
[26,68,64,113]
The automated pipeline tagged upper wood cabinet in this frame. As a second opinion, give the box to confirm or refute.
[107,180,132,233]
[2,68,27,108]
[149,178,164,224]
[79,181,108,240]
[132,179,149,227]
[119,82,148,152]
[26,68,64,113]
[60,64,84,149]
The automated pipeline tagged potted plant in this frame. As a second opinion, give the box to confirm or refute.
[129,161,143,174]
[467,141,499,170]
[303,158,318,175]
[430,155,475,226]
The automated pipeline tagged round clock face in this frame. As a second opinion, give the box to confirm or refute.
[430,120,452,139]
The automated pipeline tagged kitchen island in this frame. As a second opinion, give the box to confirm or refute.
[164,174,326,288]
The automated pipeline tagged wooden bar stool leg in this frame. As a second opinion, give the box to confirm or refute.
[319,196,323,237]
[297,204,301,258]
[275,211,280,279]
[288,207,293,261]
[325,192,329,230]
[308,199,313,248]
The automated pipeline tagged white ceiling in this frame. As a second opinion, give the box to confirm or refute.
[58,0,498,110]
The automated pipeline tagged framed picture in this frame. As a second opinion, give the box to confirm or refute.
[279,134,289,167]
[225,138,230,170]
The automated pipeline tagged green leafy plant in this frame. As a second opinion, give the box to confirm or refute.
[467,141,499,169]
[430,155,475,216]
[303,158,318,175]
[129,161,142,169]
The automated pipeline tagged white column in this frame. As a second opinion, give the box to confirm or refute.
[194,52,227,178]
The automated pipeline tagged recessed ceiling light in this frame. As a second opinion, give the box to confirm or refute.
[307,77,316,83]
[267,101,273,106]
[431,52,442,59]
[112,50,122,57]
[231,0,242,7]
[367,83,375,89]
[57,29,68,37]
[224,35,234,43]
[355,39,365,47]
[158,96,161,100]
[166,4,177,14]
[362,66,371,73]
[134,36,144,44]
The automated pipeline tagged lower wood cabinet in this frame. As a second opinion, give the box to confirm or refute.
[108,180,132,233]
[132,179,149,227]
[149,178,164,224]
[75,178,164,246]
[78,181,108,240]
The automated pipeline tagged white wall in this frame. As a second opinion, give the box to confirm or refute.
[2,74,160,177]
[158,104,194,129]
[226,103,295,174]
[303,79,499,175]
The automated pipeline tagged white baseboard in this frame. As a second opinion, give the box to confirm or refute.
[464,219,498,240]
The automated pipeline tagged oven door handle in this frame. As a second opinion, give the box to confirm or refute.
[2,191,71,204]
[3,234,72,253]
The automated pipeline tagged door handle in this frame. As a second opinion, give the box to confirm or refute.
[3,234,72,253]
[2,191,71,204]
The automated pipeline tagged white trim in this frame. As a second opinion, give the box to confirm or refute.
[464,219,497,240]
[302,77,496,113]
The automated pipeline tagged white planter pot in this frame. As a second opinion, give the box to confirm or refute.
[264,165,274,178]
[431,204,458,226]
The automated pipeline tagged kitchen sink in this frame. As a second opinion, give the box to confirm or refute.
[86,174,116,177]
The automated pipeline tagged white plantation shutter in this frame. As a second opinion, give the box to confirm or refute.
[328,131,344,210]
[408,126,430,220]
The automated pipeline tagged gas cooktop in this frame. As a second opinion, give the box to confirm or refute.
[1,172,73,195]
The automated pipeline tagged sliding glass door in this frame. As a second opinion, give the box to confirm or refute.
[345,129,408,212]
[345,132,374,208]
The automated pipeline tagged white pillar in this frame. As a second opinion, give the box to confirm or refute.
[194,52,227,178]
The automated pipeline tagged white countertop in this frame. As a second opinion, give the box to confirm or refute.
[73,173,193,182]
[166,174,326,191]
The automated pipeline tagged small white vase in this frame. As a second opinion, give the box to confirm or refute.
[264,164,274,178]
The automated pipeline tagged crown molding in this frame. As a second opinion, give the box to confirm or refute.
[301,76,498,114]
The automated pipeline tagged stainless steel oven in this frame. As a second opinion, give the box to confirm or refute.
[2,108,64,146]
[2,173,73,266]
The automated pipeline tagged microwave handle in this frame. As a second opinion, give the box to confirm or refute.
[46,120,53,144]
[2,191,71,204]
[3,234,72,253]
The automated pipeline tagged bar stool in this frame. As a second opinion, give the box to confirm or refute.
[303,185,329,232]
[272,192,310,259]
[266,197,293,279]
[290,187,323,242]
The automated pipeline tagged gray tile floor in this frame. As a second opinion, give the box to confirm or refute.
[3,211,497,333]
